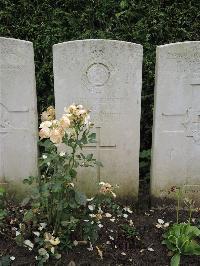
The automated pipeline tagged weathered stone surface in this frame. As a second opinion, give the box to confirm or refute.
[53,39,142,199]
[151,42,200,204]
[0,38,38,196]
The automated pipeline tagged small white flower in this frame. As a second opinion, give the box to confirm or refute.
[24,239,34,250]
[123,214,128,219]
[87,197,94,202]
[156,224,162,228]
[129,220,134,226]
[156,219,169,229]
[114,245,117,249]
[98,224,103,228]
[105,213,112,218]
[10,256,15,261]
[59,151,65,157]
[123,207,133,214]
[158,219,164,224]
[89,214,96,218]
[47,162,50,166]
[73,240,78,246]
[16,231,21,236]
[110,218,115,222]
[147,247,154,252]
[164,222,170,228]
[87,242,93,251]
[33,231,40,237]
[38,222,47,231]
[42,155,47,159]
[106,241,111,245]
[121,252,126,256]
[88,205,95,211]
[109,236,114,241]
[84,220,89,222]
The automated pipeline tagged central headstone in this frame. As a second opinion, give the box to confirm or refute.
[0,38,38,197]
[53,39,143,199]
[151,41,200,204]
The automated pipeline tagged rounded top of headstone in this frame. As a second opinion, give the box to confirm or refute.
[0,37,32,45]
[53,39,143,50]
[156,41,200,60]
[157,41,200,50]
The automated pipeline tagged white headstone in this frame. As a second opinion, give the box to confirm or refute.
[151,41,200,204]
[0,37,38,196]
[53,39,142,200]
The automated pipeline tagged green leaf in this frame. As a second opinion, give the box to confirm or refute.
[188,226,200,237]
[0,255,11,266]
[140,149,151,159]
[0,209,7,220]
[88,133,96,139]
[120,0,127,9]
[86,153,93,161]
[0,186,5,196]
[75,191,87,206]
[69,169,77,179]
[23,176,35,185]
[88,133,96,143]
[15,233,24,246]
[170,253,180,266]
[51,182,62,193]
[23,209,34,222]
[21,197,31,207]
[184,240,200,255]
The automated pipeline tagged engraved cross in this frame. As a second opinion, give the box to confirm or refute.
[84,127,116,182]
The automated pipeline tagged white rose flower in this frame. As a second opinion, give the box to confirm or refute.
[59,151,65,156]
[39,121,52,128]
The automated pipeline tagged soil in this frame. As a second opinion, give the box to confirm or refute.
[1,207,200,266]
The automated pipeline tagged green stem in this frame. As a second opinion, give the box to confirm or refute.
[69,129,79,173]
[188,207,192,224]
[176,190,180,224]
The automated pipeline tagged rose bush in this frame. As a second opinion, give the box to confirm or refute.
[19,104,117,264]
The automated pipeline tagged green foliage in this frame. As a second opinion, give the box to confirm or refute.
[0,187,7,225]
[0,255,11,266]
[163,188,200,266]
[120,223,137,239]
[1,1,199,173]
[140,149,151,179]
[17,105,118,264]
[162,223,200,266]
[26,120,98,234]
